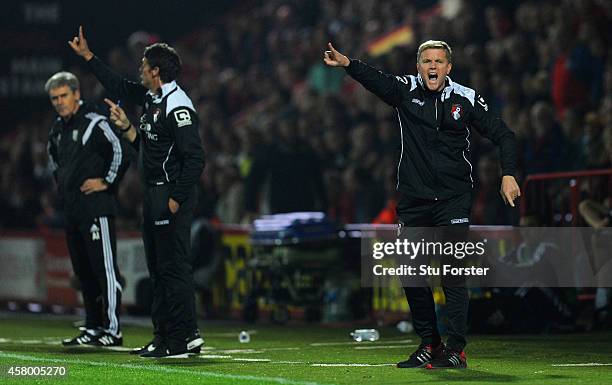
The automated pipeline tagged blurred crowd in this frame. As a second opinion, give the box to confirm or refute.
[1,0,611,231]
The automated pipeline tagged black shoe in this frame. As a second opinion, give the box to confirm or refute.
[61,329,100,347]
[92,332,123,347]
[130,337,162,355]
[426,348,467,369]
[397,343,445,368]
[187,330,204,355]
[139,343,189,359]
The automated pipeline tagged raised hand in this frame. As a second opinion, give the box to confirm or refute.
[68,25,94,61]
[103,98,130,130]
[323,42,350,67]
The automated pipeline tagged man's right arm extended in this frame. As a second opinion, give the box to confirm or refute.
[69,26,147,105]
[323,42,406,106]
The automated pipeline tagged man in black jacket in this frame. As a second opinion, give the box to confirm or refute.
[46,71,128,347]
[324,40,521,369]
[69,26,205,358]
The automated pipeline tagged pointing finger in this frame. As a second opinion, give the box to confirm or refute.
[104,98,117,108]
[505,192,515,207]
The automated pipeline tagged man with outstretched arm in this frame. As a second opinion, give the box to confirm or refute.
[69,26,205,358]
[324,40,520,369]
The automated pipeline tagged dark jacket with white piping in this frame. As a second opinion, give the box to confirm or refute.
[47,102,130,223]
[345,59,517,200]
[87,56,205,204]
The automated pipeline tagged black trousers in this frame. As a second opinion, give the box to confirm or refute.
[142,184,197,348]
[65,216,122,336]
[397,192,471,352]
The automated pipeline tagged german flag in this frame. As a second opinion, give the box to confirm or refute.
[366,25,414,57]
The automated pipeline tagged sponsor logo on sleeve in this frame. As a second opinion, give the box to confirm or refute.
[174,109,192,127]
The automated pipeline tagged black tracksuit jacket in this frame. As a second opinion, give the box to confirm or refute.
[346,59,517,200]
[47,102,129,223]
[87,57,205,204]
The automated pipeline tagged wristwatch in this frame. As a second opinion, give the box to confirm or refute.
[119,123,133,133]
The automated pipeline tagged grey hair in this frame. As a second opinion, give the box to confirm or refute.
[417,40,452,63]
[44,71,80,93]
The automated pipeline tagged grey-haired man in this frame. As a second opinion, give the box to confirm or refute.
[47,71,129,348]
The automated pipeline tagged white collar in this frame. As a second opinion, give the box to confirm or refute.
[147,80,177,102]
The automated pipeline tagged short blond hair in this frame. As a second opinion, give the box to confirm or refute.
[417,40,452,63]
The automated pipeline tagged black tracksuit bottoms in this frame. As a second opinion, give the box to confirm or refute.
[65,216,122,336]
[142,183,197,348]
[396,192,471,352]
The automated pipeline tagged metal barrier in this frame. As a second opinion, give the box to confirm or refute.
[520,168,612,225]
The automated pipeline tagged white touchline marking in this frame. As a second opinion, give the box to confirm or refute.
[200,355,233,359]
[203,347,298,353]
[260,347,301,351]
[205,330,258,337]
[233,358,272,362]
[0,351,327,385]
[0,338,10,343]
[311,363,395,367]
[215,349,263,354]
[275,361,306,364]
[19,340,43,344]
[551,363,612,367]
[310,339,412,347]
[104,347,133,352]
[354,345,417,350]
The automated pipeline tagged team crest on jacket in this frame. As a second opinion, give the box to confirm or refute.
[153,108,161,123]
[451,104,462,120]
[90,223,100,241]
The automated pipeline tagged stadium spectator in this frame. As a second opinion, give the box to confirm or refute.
[244,117,327,217]
[0,0,609,232]
[523,101,567,174]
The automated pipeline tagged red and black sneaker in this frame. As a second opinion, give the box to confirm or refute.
[426,348,467,369]
[397,342,445,368]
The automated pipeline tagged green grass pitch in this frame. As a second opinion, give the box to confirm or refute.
[0,315,610,384]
